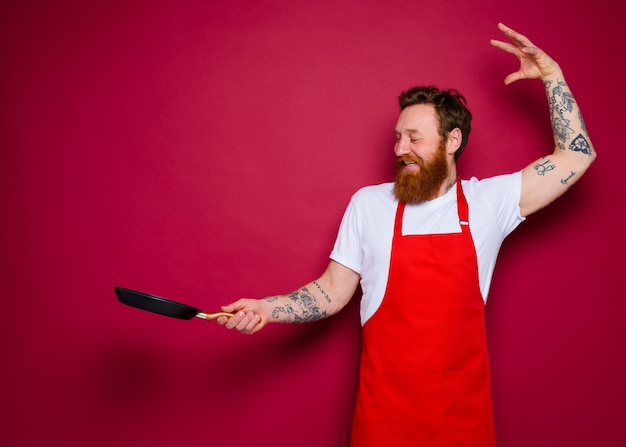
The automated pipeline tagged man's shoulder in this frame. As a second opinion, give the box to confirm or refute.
[353,182,395,201]
[461,172,522,195]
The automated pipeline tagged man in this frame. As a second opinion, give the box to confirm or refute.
[217,23,596,446]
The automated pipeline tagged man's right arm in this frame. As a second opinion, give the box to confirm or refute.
[217,260,360,335]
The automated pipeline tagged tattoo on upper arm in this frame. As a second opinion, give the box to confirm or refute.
[560,170,576,185]
[534,159,556,176]
[267,287,328,323]
[312,281,332,304]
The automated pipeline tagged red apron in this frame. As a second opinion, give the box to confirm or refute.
[350,180,497,447]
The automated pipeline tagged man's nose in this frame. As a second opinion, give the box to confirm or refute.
[394,138,410,156]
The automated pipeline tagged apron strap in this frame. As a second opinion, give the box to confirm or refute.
[455,178,470,231]
[393,202,406,238]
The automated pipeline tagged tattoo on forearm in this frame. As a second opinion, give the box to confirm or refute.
[266,287,328,323]
[569,134,592,155]
[312,281,332,304]
[547,80,575,149]
[551,116,574,150]
[534,159,556,176]
[561,170,576,185]
[546,79,593,157]
[578,110,587,134]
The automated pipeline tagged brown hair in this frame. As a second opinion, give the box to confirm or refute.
[398,86,472,160]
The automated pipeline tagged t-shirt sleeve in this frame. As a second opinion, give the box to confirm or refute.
[473,171,525,237]
[330,193,363,275]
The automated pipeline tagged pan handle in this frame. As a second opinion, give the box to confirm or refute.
[196,312,234,321]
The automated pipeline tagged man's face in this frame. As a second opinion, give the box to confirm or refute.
[393,104,451,204]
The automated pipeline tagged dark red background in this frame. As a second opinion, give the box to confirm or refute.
[2,0,624,446]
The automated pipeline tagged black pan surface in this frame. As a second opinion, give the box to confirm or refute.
[114,287,200,320]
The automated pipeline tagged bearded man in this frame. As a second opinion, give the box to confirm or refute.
[218,23,596,446]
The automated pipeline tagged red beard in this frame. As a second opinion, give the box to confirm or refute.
[393,140,450,204]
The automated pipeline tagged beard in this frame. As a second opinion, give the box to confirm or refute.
[393,140,450,204]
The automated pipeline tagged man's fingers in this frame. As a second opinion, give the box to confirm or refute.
[242,314,263,335]
[503,72,523,85]
[490,39,518,55]
[221,299,245,313]
[218,300,264,334]
[235,312,254,331]
[497,23,534,46]
[496,23,537,52]
[225,310,262,334]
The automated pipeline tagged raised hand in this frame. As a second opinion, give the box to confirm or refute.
[490,23,561,84]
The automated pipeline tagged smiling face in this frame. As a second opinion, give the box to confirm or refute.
[393,104,457,203]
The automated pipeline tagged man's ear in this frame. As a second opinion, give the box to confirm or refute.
[446,128,462,155]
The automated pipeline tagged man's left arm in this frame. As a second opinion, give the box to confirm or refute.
[491,23,597,217]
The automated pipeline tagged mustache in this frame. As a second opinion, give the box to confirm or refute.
[396,155,427,170]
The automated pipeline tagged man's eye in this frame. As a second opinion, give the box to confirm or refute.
[410,139,419,143]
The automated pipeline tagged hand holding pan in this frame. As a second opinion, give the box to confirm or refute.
[114,287,234,321]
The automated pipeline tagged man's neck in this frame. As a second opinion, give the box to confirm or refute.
[436,166,458,198]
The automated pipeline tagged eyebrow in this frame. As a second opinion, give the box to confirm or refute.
[394,128,420,134]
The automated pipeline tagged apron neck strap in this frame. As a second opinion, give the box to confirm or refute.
[455,178,470,228]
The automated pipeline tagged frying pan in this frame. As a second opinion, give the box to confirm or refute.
[114,287,234,321]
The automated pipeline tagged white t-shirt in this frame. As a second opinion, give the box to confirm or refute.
[330,173,525,325]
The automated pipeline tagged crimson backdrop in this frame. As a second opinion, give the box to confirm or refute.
[2,0,624,446]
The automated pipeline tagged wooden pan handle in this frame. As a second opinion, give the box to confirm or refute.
[196,312,235,320]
